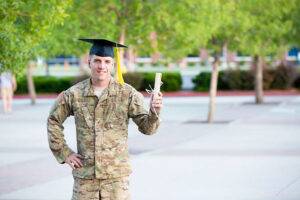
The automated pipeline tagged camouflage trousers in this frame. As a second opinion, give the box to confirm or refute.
[72,176,130,200]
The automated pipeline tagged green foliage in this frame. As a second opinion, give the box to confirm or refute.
[269,65,296,89]
[223,70,254,90]
[16,76,74,94]
[141,72,182,92]
[123,72,144,90]
[0,0,72,73]
[207,0,252,54]
[193,67,296,91]
[2,0,299,78]
[293,75,300,89]
[290,0,300,46]
[192,72,211,91]
[161,72,182,92]
[43,0,156,57]
[141,72,156,91]
[237,0,296,56]
[192,71,229,91]
[152,0,220,60]
[15,72,182,94]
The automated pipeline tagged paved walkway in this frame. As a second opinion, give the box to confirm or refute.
[0,95,300,200]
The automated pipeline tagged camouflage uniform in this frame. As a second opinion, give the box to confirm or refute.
[72,176,130,200]
[47,78,160,199]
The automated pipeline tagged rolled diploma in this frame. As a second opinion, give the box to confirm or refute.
[154,73,162,95]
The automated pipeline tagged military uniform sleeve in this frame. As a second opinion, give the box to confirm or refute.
[47,90,74,164]
[128,89,160,135]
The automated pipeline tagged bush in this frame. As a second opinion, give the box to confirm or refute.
[123,72,144,90]
[161,72,182,92]
[192,71,229,91]
[223,70,254,90]
[192,72,211,91]
[192,65,297,91]
[15,72,183,94]
[34,76,73,93]
[141,72,182,92]
[293,75,300,89]
[15,77,28,94]
[141,72,156,91]
[16,76,74,94]
[269,65,295,89]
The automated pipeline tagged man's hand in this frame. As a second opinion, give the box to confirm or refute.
[150,92,163,114]
[65,153,83,170]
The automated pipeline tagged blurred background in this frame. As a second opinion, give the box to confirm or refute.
[0,0,300,199]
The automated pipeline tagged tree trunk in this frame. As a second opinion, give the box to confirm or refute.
[79,53,90,76]
[150,31,160,64]
[222,42,228,69]
[126,48,136,72]
[118,28,126,72]
[207,56,220,123]
[279,50,288,67]
[255,55,264,104]
[27,62,36,105]
[199,48,209,67]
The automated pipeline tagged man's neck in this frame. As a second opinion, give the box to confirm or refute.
[91,77,111,88]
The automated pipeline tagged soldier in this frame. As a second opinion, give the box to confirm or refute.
[47,39,163,200]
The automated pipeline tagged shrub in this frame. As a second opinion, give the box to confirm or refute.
[16,76,74,94]
[141,72,155,91]
[192,65,297,91]
[269,65,295,89]
[192,72,211,91]
[192,71,229,91]
[161,72,182,92]
[141,72,182,92]
[123,72,144,90]
[223,70,254,90]
[293,74,300,89]
[15,72,183,94]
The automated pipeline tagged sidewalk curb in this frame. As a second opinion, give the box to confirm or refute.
[12,90,300,99]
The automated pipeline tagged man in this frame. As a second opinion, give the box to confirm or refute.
[47,39,163,200]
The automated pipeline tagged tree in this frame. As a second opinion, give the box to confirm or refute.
[205,0,250,123]
[149,0,220,61]
[0,0,72,73]
[43,0,157,70]
[0,0,72,104]
[237,0,296,104]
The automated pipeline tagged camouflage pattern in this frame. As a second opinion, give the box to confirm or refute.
[47,78,160,179]
[72,176,130,200]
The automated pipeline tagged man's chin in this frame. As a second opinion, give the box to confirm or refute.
[93,76,109,82]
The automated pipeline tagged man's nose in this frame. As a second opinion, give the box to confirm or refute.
[97,63,106,70]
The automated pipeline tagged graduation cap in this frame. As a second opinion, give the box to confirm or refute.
[79,38,127,85]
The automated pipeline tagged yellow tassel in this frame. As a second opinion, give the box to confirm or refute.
[114,48,125,85]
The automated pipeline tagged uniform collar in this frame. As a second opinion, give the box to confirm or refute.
[83,77,117,97]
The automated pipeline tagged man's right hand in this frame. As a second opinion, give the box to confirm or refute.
[65,153,83,169]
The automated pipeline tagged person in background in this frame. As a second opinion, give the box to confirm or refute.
[0,71,17,113]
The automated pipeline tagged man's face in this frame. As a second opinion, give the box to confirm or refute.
[89,55,114,82]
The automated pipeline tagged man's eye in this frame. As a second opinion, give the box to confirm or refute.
[105,60,111,64]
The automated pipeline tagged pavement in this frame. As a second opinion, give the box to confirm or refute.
[0,94,300,200]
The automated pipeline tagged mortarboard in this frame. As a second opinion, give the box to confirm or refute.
[79,38,127,85]
[79,38,127,57]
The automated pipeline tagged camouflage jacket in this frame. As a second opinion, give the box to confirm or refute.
[47,78,160,179]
